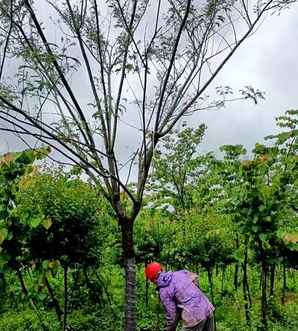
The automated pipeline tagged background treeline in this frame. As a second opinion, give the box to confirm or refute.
[0,110,297,331]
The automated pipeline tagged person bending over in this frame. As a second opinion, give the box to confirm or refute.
[145,262,215,331]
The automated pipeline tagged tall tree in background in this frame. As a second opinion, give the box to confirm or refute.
[149,125,207,211]
[0,1,296,329]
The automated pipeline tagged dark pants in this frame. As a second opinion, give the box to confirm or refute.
[182,314,215,331]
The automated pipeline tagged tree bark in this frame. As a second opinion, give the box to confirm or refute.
[269,264,275,297]
[121,219,137,331]
[234,235,240,290]
[221,266,225,298]
[234,263,239,291]
[145,264,149,307]
[207,269,216,331]
[242,242,251,325]
[207,268,214,305]
[282,262,287,304]
[44,276,63,325]
[260,260,268,331]
[0,272,6,292]
[63,265,68,331]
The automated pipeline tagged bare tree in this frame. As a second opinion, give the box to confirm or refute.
[0,0,295,330]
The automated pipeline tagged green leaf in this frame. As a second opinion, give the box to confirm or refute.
[0,253,9,269]
[42,260,49,270]
[30,217,42,228]
[0,228,8,244]
[259,233,269,242]
[48,260,60,269]
[42,218,52,230]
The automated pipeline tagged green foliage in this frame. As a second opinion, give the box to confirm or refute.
[134,210,177,264]
[149,125,207,210]
[266,109,298,148]
[0,308,122,331]
[220,144,247,160]
[67,310,105,331]
[0,309,59,331]
[15,171,104,267]
[0,110,297,330]
[0,148,49,270]
[167,213,235,270]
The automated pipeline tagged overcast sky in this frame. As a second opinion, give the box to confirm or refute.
[194,6,298,155]
[1,3,297,168]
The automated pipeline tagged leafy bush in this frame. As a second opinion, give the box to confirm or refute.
[0,309,59,331]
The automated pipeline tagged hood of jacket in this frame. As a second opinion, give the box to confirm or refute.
[156,271,173,289]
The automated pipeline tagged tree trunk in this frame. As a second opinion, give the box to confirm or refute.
[63,265,68,331]
[17,269,49,331]
[207,268,214,305]
[234,235,240,290]
[282,262,287,304]
[244,270,252,308]
[44,276,63,325]
[234,263,239,291]
[121,219,137,331]
[221,266,225,298]
[269,264,275,297]
[145,275,149,307]
[207,269,216,331]
[0,272,6,292]
[83,268,103,304]
[260,260,268,331]
[242,243,251,325]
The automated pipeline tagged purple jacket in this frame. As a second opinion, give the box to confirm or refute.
[156,270,214,331]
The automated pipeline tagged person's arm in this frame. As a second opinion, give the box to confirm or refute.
[159,288,179,331]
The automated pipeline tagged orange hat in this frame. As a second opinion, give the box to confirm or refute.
[145,262,162,282]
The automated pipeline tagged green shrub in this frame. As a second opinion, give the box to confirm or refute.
[68,310,98,331]
[0,309,58,331]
